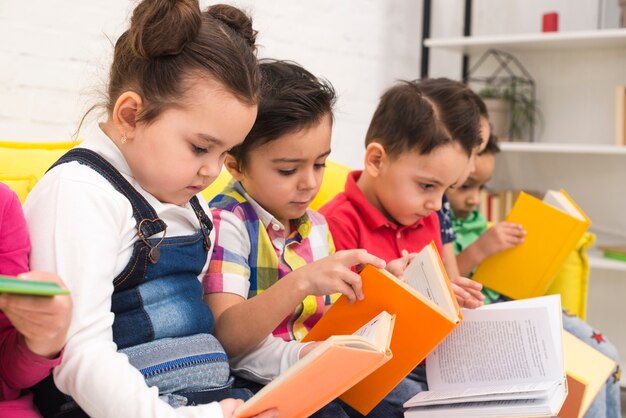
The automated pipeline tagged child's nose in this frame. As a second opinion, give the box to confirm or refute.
[198,158,222,180]
[425,197,443,212]
[298,169,317,190]
[467,191,480,206]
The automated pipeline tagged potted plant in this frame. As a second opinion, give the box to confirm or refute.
[477,80,538,142]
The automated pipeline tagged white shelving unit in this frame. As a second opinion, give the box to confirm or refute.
[424,28,626,54]
[427,28,626,383]
[499,142,626,155]
[587,249,626,272]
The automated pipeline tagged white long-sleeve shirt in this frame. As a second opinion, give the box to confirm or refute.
[23,129,223,418]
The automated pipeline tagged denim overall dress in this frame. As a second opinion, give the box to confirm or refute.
[33,149,249,417]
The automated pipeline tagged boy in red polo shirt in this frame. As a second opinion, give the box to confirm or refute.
[320,78,485,307]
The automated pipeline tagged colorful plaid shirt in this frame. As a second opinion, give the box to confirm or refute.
[204,181,336,342]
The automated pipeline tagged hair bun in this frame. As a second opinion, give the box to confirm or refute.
[129,0,202,59]
[206,4,257,50]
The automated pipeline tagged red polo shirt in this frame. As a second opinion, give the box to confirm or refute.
[319,170,442,262]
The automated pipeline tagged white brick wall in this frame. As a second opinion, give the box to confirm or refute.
[0,0,423,168]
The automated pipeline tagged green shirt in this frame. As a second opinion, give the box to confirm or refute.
[451,210,503,304]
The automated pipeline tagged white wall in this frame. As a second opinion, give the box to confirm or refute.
[0,0,423,169]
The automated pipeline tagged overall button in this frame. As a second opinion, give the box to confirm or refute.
[401,249,409,256]
[271,223,281,231]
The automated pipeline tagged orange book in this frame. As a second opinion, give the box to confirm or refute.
[472,189,590,300]
[234,311,395,418]
[303,241,462,415]
[559,375,586,418]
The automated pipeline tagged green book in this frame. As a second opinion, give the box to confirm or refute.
[602,250,626,263]
[0,275,70,296]
[599,246,626,263]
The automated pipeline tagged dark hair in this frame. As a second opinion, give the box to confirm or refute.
[479,133,500,155]
[365,78,481,158]
[416,78,483,155]
[105,0,260,124]
[229,59,336,170]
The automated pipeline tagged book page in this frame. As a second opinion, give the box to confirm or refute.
[405,382,566,418]
[425,301,561,391]
[543,190,585,221]
[404,381,555,407]
[481,295,563,362]
[350,311,393,350]
[404,247,456,318]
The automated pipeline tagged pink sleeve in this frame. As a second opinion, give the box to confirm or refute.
[0,184,30,276]
[0,314,63,399]
[0,184,61,400]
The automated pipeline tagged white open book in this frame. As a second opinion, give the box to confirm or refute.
[404,295,566,418]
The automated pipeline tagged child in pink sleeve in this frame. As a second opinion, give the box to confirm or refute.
[0,183,72,417]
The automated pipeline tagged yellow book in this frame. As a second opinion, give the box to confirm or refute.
[559,331,617,418]
[472,189,590,300]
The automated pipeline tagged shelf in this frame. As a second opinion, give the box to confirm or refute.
[588,250,626,272]
[424,29,626,54]
[499,142,626,155]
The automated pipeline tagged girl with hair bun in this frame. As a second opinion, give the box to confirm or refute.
[24,1,275,417]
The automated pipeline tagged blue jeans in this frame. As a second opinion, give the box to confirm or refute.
[562,312,621,418]
[339,364,427,418]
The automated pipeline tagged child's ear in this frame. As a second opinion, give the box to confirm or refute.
[112,91,143,143]
[224,154,244,181]
[364,142,387,178]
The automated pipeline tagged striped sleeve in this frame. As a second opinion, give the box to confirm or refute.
[204,207,252,298]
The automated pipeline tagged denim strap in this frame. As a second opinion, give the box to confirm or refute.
[48,148,167,236]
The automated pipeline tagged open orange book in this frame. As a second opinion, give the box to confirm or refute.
[303,241,462,415]
[472,189,590,300]
[234,310,395,418]
[559,330,617,418]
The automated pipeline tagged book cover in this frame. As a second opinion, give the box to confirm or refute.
[303,242,462,415]
[559,330,617,418]
[615,85,626,146]
[234,311,395,418]
[404,295,566,417]
[0,275,69,296]
[472,189,590,300]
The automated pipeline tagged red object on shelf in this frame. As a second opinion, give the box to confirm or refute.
[542,12,559,32]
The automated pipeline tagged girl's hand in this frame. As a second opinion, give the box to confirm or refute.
[292,250,385,304]
[450,275,484,309]
[219,398,278,418]
[0,271,72,359]
[476,222,525,259]
[385,253,418,282]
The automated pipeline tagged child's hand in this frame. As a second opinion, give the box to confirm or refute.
[385,253,417,282]
[476,222,525,259]
[450,275,484,309]
[293,250,385,304]
[299,341,322,359]
[0,272,72,359]
[219,398,278,417]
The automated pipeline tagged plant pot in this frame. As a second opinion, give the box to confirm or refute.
[483,98,511,141]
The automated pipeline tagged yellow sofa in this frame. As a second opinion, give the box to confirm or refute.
[0,141,79,203]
